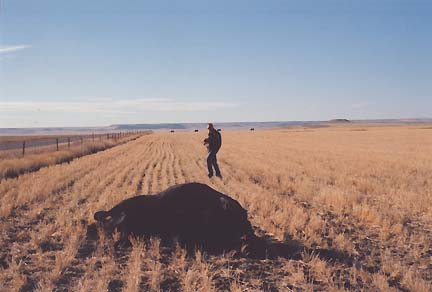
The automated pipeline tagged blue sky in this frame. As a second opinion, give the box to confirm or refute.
[0,0,431,127]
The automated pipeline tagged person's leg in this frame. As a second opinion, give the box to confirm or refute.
[207,152,214,177]
[213,153,221,177]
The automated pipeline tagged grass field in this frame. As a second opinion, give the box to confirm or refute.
[0,133,150,181]
[0,125,431,291]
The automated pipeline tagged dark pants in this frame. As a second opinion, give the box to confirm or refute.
[207,150,221,176]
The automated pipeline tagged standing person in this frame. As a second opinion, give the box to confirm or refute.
[203,123,222,178]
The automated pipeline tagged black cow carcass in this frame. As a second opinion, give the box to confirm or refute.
[94,183,255,252]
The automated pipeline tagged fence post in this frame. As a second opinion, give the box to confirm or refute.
[107,133,109,140]
[22,141,26,156]
[80,137,83,145]
[68,137,70,148]
[92,133,95,142]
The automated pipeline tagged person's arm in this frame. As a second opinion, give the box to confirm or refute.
[203,132,210,145]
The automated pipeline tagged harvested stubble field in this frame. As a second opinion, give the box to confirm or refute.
[0,133,148,180]
[0,125,431,291]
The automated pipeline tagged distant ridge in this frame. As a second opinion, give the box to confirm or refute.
[1,119,432,136]
[328,119,351,123]
[109,121,315,131]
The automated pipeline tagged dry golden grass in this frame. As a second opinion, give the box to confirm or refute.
[0,133,148,180]
[0,125,431,291]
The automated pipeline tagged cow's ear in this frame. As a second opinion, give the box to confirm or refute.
[94,211,108,221]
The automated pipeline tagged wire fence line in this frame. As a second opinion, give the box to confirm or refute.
[0,131,147,156]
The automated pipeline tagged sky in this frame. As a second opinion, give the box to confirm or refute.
[0,0,431,127]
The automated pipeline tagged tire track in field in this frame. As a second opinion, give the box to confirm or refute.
[149,140,167,194]
[172,148,186,184]
[133,139,166,195]
[164,141,176,187]
[140,138,164,195]
[160,135,188,185]
[176,154,190,184]
[155,141,169,191]
[147,138,164,194]
[135,141,155,194]
[159,140,173,191]
[163,139,179,188]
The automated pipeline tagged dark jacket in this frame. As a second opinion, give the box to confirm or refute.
[205,129,222,152]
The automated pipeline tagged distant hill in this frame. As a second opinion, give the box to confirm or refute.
[1,119,432,136]
[328,119,351,123]
[109,121,326,131]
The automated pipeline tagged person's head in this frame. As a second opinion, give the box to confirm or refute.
[207,123,214,131]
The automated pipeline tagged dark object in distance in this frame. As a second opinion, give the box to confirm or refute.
[250,128,255,131]
[329,119,350,123]
[170,130,175,133]
[217,128,221,132]
[194,129,199,132]
[94,183,255,252]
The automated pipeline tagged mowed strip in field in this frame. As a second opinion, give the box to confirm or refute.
[1,126,431,291]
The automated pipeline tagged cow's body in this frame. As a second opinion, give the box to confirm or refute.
[94,183,254,251]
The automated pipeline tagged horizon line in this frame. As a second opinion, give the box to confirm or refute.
[1,117,432,130]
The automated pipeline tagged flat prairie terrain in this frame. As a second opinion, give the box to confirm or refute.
[1,125,431,291]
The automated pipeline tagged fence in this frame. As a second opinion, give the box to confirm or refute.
[0,131,147,156]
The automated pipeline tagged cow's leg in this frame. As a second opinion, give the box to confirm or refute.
[114,231,132,250]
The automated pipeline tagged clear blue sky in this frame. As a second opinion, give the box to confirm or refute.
[1,0,431,127]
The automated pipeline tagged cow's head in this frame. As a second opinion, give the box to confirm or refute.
[94,210,126,235]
